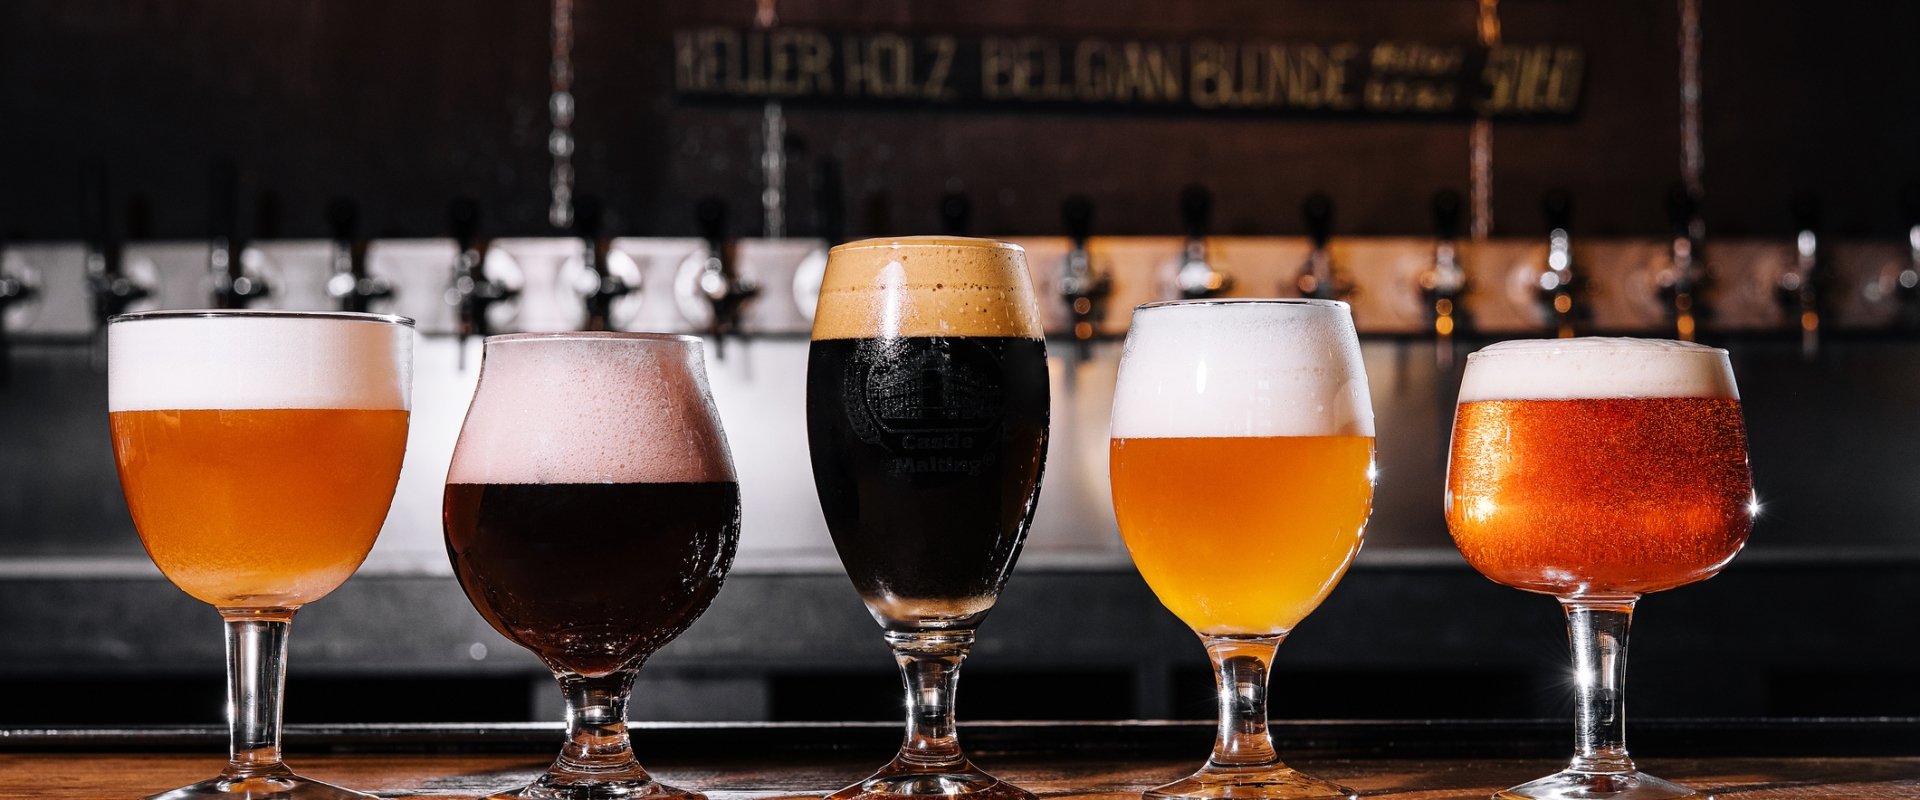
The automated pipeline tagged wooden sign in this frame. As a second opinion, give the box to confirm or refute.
[673,27,1584,119]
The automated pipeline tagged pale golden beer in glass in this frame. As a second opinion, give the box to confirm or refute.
[108,310,412,800]
[1109,299,1373,800]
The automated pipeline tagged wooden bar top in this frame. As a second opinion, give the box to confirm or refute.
[3,722,1916,799]
[4,753,1916,799]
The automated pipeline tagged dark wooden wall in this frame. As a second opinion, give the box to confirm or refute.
[2,0,1915,242]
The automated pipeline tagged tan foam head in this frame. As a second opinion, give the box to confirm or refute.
[447,333,735,485]
[811,236,1042,340]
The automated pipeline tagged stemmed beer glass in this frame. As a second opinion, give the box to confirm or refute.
[1109,300,1375,800]
[444,333,741,800]
[109,310,414,800]
[806,237,1051,800]
[1445,339,1753,800]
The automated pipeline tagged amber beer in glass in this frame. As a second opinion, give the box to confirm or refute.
[444,333,739,800]
[109,310,413,800]
[807,237,1049,800]
[1110,299,1374,800]
[1446,338,1753,800]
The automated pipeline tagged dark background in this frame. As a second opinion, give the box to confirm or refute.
[3,0,1917,242]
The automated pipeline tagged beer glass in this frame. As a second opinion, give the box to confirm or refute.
[444,332,740,800]
[1110,299,1374,800]
[108,310,413,800]
[1446,339,1752,800]
[806,237,1050,800]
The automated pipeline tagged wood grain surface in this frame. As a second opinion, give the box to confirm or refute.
[4,753,1916,799]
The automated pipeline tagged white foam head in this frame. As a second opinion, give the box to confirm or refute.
[447,333,735,485]
[108,311,413,412]
[1459,337,1738,402]
[1111,300,1374,438]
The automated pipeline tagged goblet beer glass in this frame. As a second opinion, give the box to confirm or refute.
[1446,339,1752,800]
[1110,300,1374,800]
[806,237,1049,800]
[109,310,413,800]
[444,333,740,800]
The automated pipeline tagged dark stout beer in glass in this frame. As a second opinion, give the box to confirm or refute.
[807,237,1049,800]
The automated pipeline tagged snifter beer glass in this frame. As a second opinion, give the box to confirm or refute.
[1110,300,1373,800]
[1446,339,1753,800]
[444,333,740,800]
[108,310,413,800]
[806,237,1050,800]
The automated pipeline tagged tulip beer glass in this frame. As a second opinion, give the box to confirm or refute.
[110,310,414,800]
[1110,299,1375,800]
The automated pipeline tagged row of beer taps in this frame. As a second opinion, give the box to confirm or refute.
[5,176,1920,376]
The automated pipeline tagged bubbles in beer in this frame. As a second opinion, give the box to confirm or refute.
[1459,337,1738,402]
[447,333,733,486]
[1110,300,1373,439]
[108,312,412,412]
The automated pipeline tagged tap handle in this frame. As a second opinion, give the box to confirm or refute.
[696,196,728,253]
[1901,182,1920,229]
[939,191,971,237]
[1302,192,1334,248]
[1790,190,1821,234]
[1062,194,1094,247]
[125,193,153,244]
[79,164,112,253]
[574,194,605,242]
[1542,187,1573,232]
[1432,189,1463,241]
[325,197,359,245]
[813,156,845,245]
[1179,184,1211,240]
[449,197,481,252]
[208,160,238,247]
[1666,182,1699,237]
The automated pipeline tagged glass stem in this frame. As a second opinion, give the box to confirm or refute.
[886,629,975,770]
[1203,634,1285,769]
[220,608,296,780]
[554,669,647,778]
[1561,597,1639,775]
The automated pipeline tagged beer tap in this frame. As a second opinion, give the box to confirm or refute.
[207,162,269,309]
[572,195,632,332]
[1897,183,1920,326]
[1058,194,1111,361]
[1418,189,1470,369]
[1294,192,1350,300]
[792,156,844,323]
[1175,184,1231,299]
[447,198,513,368]
[1536,188,1582,338]
[1655,184,1708,342]
[0,229,37,388]
[324,198,392,314]
[81,169,149,334]
[691,197,759,357]
[1776,191,1829,359]
[939,191,972,237]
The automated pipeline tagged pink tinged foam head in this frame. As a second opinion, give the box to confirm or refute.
[1459,337,1738,402]
[448,333,736,485]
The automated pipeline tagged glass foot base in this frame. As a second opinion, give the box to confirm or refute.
[1145,763,1356,800]
[829,760,1035,800]
[488,773,703,800]
[1495,770,1704,800]
[145,770,376,800]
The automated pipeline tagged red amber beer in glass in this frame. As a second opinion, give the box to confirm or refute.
[1445,338,1753,800]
